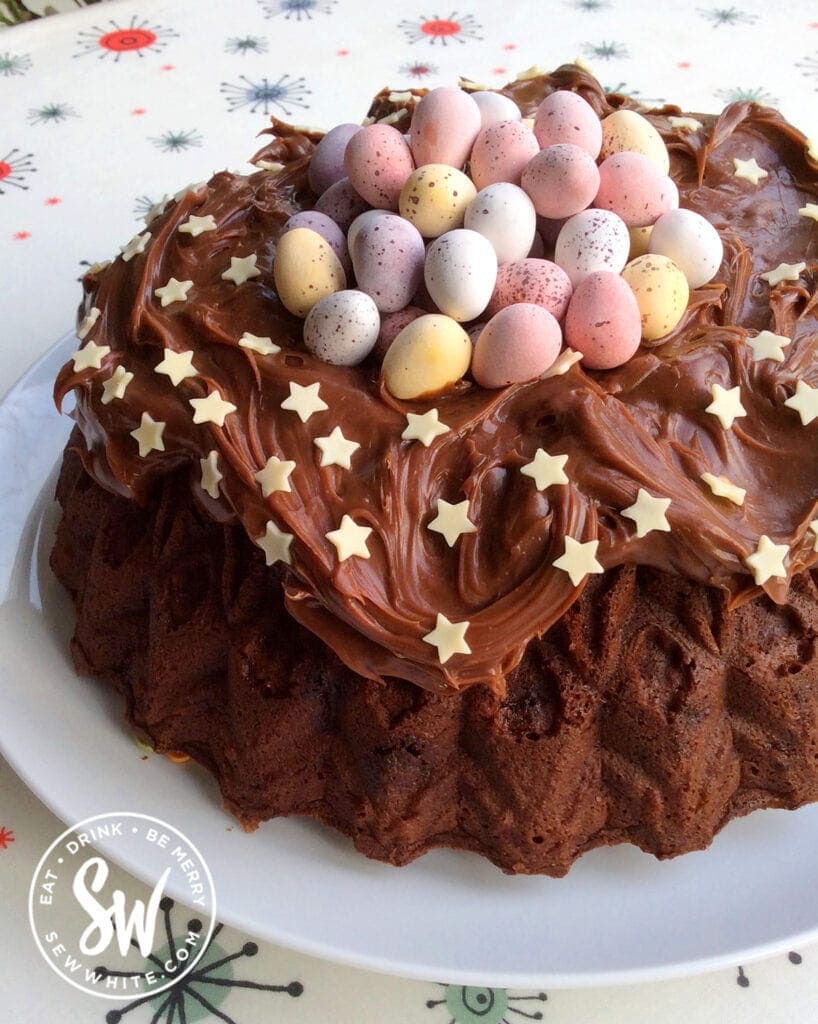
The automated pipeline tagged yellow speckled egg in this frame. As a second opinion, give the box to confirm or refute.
[273,227,346,318]
[398,164,477,238]
[621,253,689,341]
[381,313,471,399]
[600,109,670,174]
[628,225,653,260]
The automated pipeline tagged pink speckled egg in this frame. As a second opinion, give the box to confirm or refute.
[469,120,540,190]
[472,90,522,129]
[564,270,642,369]
[314,177,370,232]
[410,86,482,168]
[472,303,562,388]
[308,123,361,196]
[487,258,573,319]
[344,123,415,209]
[350,212,425,312]
[595,152,677,228]
[533,90,602,158]
[521,144,600,219]
[554,208,630,286]
[374,305,425,358]
[284,210,351,275]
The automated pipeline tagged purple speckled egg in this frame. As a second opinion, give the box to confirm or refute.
[345,123,415,210]
[308,123,361,196]
[487,258,573,319]
[595,152,678,228]
[410,86,482,168]
[469,120,540,190]
[521,143,600,220]
[375,305,426,358]
[284,210,351,275]
[314,177,370,232]
[472,303,562,388]
[304,289,380,365]
[564,270,642,369]
[533,90,602,158]
[555,208,630,286]
[350,212,425,312]
[472,90,522,129]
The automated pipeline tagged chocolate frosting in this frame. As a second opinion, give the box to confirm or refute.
[55,66,818,694]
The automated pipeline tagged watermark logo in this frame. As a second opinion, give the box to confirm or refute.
[28,811,216,1000]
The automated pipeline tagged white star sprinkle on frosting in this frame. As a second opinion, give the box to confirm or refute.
[221,253,261,286]
[621,488,671,538]
[701,472,746,506]
[143,195,169,225]
[255,520,293,566]
[521,449,569,490]
[760,261,806,287]
[239,332,280,356]
[255,159,285,173]
[77,306,101,340]
[784,380,818,425]
[810,521,818,552]
[130,412,165,457]
[553,536,604,588]
[799,203,818,222]
[668,115,703,132]
[154,348,197,386]
[422,613,471,665]
[733,157,768,185]
[747,330,790,363]
[314,426,360,469]
[402,409,450,447]
[745,535,789,586]
[71,341,110,372]
[255,455,296,497]
[101,365,134,405]
[326,515,372,562]
[89,260,112,275]
[120,232,150,262]
[155,277,193,307]
[281,382,328,423]
[706,383,746,430]
[189,390,238,427]
[200,450,222,499]
[428,499,477,548]
[179,214,217,237]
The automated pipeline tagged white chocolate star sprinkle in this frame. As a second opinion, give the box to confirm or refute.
[326,515,372,562]
[747,330,790,363]
[314,426,360,470]
[281,382,328,423]
[402,409,449,447]
[77,306,101,340]
[701,473,746,506]
[144,195,169,225]
[179,214,217,237]
[71,341,110,372]
[154,348,197,386]
[239,332,280,356]
[760,261,806,287]
[130,412,166,458]
[733,157,768,186]
[521,449,569,491]
[799,203,818,222]
[255,455,296,497]
[422,613,471,665]
[810,520,818,552]
[745,535,788,586]
[255,520,293,566]
[543,348,583,379]
[668,116,703,132]
[89,260,112,275]
[553,536,604,587]
[428,499,477,548]
[189,390,237,427]
[120,232,150,262]
[706,383,746,430]
[221,253,261,286]
[784,380,818,425]
[255,159,285,173]
[155,277,193,307]
[200,450,222,499]
[101,365,134,405]
[621,489,672,538]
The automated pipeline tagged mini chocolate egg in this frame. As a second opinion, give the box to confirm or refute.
[304,289,380,365]
[308,123,362,196]
[599,109,670,173]
[648,208,723,288]
[350,212,426,312]
[314,177,370,231]
[344,123,415,209]
[410,86,482,168]
[424,228,498,322]
[472,303,562,388]
[381,313,472,399]
[537,216,567,249]
[472,90,522,129]
[487,258,573,319]
[595,152,677,227]
[521,144,600,219]
[621,253,690,340]
[346,208,392,255]
[464,182,537,264]
[554,208,630,286]
[273,227,347,318]
[469,120,540,190]
[399,164,477,238]
[375,305,425,358]
[564,271,642,369]
[533,90,603,158]
[284,210,351,275]
[628,225,653,260]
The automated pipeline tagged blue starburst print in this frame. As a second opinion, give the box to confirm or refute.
[569,0,610,10]
[796,56,818,89]
[582,40,628,60]
[259,0,337,20]
[715,84,778,105]
[149,128,204,152]
[0,51,32,77]
[604,82,664,106]
[27,102,80,126]
[220,74,311,115]
[225,35,269,55]
[698,6,757,26]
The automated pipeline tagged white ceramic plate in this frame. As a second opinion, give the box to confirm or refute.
[3,334,818,989]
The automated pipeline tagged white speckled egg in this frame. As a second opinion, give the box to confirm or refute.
[621,253,690,340]
[648,208,723,288]
[399,164,477,238]
[410,86,482,168]
[349,212,426,312]
[472,303,562,388]
[599,109,670,173]
[344,123,415,210]
[469,120,540,190]
[308,123,362,195]
[273,227,347,318]
[304,289,380,365]
[487,258,573,320]
[472,90,522,129]
[381,314,472,399]
[564,271,642,369]
[555,208,630,286]
[425,228,498,322]
[464,182,537,264]
[533,90,602,158]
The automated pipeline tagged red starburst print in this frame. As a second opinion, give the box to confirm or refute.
[399,11,482,46]
[0,148,36,193]
[677,61,691,69]
[336,48,349,56]
[100,27,157,52]
[493,67,506,75]
[161,64,175,71]
[75,16,178,62]
[503,42,517,50]
[131,108,147,115]
[44,196,61,206]
[0,826,15,848]
[12,231,31,240]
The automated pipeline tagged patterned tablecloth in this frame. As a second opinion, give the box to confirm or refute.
[4,0,818,1019]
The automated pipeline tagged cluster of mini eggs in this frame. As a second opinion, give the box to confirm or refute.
[271,85,724,400]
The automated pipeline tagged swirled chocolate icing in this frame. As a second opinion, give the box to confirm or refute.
[55,66,818,694]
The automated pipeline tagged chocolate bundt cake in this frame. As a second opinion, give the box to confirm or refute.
[51,66,818,875]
